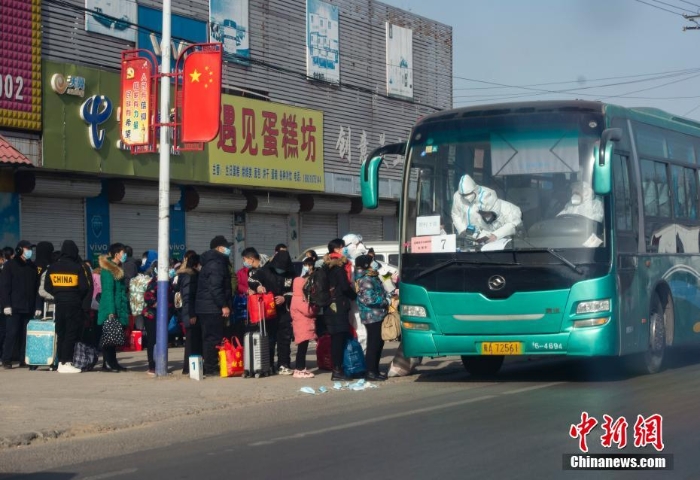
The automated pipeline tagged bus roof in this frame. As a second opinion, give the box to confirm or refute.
[418,100,700,136]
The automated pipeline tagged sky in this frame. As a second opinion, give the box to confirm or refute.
[381,0,700,120]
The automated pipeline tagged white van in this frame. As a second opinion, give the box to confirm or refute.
[296,240,400,267]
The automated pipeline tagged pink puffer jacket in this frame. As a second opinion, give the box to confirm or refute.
[290,277,316,345]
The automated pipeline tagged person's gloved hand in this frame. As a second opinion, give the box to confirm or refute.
[3,307,11,316]
[34,309,42,318]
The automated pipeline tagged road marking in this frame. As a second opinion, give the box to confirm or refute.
[249,395,497,446]
[499,382,563,395]
[81,468,138,480]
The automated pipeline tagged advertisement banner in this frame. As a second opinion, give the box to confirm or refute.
[137,6,207,72]
[210,95,324,191]
[209,0,250,64]
[85,184,110,266]
[0,0,41,131]
[120,57,153,146]
[182,47,223,143]
[386,23,413,99]
[85,0,137,42]
[42,60,208,182]
[0,192,20,248]
[306,0,339,84]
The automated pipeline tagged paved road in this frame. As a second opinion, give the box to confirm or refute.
[2,350,699,480]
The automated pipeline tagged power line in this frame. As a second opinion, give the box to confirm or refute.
[679,0,700,9]
[683,101,700,115]
[634,0,686,16]
[650,0,696,13]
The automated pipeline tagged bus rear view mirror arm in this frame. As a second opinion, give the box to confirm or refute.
[361,142,406,209]
[598,128,622,166]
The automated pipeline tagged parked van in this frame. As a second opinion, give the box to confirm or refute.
[296,240,399,266]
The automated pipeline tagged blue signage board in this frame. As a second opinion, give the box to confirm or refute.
[0,193,20,249]
[85,183,111,266]
[170,194,186,261]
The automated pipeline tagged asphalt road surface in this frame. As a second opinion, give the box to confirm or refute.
[2,350,699,480]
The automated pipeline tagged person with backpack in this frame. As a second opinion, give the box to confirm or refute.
[291,257,317,378]
[354,255,389,381]
[44,240,92,373]
[321,238,357,381]
[247,248,296,375]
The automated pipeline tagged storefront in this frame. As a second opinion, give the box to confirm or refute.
[244,195,300,258]
[183,187,247,255]
[298,195,351,251]
[347,200,397,242]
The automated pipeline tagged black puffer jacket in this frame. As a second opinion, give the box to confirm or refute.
[195,249,232,315]
[248,251,296,312]
[45,240,90,306]
[321,253,357,334]
[177,266,199,325]
[0,255,39,314]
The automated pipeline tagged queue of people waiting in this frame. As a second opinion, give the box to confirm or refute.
[0,233,400,380]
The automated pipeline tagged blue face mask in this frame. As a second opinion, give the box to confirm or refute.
[342,247,349,257]
[301,266,309,276]
[222,247,231,257]
[120,252,127,263]
[243,260,253,269]
[23,249,33,260]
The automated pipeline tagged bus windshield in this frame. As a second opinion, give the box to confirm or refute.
[404,110,609,256]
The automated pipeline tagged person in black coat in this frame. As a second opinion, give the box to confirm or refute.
[322,238,357,381]
[248,248,296,375]
[178,254,201,375]
[0,240,40,369]
[195,236,233,375]
[44,240,91,373]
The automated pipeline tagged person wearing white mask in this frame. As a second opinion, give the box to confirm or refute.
[0,240,40,369]
[557,181,604,223]
[451,175,522,244]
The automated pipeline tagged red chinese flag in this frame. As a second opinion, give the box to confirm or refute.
[182,48,222,143]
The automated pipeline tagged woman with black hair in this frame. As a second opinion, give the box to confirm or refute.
[97,243,129,372]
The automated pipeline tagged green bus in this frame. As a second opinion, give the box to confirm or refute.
[361,100,700,376]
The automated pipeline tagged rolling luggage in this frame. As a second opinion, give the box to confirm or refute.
[243,297,272,378]
[25,305,57,368]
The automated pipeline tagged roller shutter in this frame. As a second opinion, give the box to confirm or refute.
[186,211,234,254]
[21,196,86,257]
[246,213,288,258]
[348,215,383,241]
[109,204,158,257]
[300,214,337,252]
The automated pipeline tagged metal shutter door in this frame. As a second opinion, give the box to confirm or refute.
[186,212,234,254]
[348,215,383,241]
[246,213,288,258]
[300,213,337,252]
[109,204,158,257]
[21,196,86,257]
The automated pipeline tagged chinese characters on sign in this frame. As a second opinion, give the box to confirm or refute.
[335,126,402,166]
[569,412,664,453]
[120,58,153,146]
[210,94,324,191]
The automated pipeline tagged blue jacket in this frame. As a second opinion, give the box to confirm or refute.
[354,268,388,325]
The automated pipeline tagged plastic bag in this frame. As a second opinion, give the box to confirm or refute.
[343,338,367,377]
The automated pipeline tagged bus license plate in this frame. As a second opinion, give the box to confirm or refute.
[481,342,522,355]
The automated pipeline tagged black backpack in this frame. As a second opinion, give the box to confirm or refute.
[303,265,332,308]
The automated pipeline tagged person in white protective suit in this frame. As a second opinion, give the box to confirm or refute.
[557,181,604,223]
[342,233,369,353]
[450,174,523,244]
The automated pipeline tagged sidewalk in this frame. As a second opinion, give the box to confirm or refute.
[0,342,465,449]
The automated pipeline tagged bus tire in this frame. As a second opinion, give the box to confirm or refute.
[629,294,666,375]
[461,355,504,377]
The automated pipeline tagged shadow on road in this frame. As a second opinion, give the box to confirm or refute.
[412,346,700,384]
[0,473,76,480]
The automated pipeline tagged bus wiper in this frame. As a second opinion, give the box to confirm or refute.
[546,248,583,275]
[413,258,507,281]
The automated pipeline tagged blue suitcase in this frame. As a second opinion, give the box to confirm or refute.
[25,318,57,367]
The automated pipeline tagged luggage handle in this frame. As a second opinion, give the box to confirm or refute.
[257,295,267,336]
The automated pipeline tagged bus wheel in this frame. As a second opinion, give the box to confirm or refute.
[461,355,504,377]
[629,295,666,375]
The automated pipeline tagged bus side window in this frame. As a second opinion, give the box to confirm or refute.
[613,154,637,253]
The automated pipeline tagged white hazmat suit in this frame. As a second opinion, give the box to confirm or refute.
[451,174,523,242]
[557,182,604,223]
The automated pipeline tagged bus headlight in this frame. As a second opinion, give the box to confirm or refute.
[401,305,427,318]
[576,299,611,315]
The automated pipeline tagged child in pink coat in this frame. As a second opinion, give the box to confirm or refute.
[290,257,317,378]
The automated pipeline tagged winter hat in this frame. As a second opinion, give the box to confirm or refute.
[354,255,372,270]
[210,235,233,250]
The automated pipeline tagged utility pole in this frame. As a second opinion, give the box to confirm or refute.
[683,14,700,31]
[156,0,172,377]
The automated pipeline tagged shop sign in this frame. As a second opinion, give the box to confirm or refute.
[120,57,153,146]
[0,0,42,131]
[209,94,324,191]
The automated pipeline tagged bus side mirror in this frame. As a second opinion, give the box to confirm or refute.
[593,128,622,196]
[361,142,406,209]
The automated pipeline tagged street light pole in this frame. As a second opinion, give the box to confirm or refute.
[155,0,172,377]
